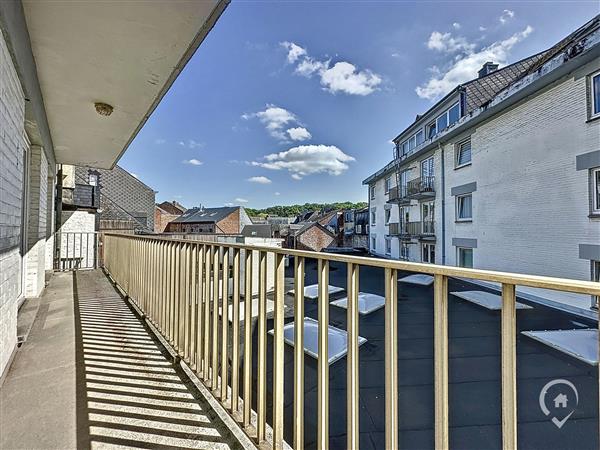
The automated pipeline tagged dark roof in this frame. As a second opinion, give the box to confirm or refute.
[157,201,186,215]
[171,206,239,224]
[241,224,272,238]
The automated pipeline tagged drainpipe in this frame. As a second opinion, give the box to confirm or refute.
[439,143,446,265]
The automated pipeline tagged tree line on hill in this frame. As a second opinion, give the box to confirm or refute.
[245,202,367,218]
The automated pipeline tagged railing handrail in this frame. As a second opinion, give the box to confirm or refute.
[103,232,600,296]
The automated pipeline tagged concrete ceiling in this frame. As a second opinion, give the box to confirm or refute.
[22,0,228,169]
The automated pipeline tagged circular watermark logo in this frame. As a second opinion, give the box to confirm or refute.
[539,379,578,428]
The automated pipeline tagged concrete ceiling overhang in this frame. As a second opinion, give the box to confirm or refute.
[22,0,228,169]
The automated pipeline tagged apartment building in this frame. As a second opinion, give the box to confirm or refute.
[364,16,600,292]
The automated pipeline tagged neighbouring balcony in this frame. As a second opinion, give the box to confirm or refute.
[389,221,433,238]
[3,234,600,450]
[386,185,411,205]
[61,183,100,209]
[407,176,435,199]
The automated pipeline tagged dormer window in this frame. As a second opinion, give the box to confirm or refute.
[428,102,461,140]
[427,121,436,139]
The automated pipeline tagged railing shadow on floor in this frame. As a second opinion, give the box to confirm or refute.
[72,271,242,450]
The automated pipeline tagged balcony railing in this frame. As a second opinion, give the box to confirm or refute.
[421,220,435,235]
[407,176,435,198]
[387,185,410,204]
[102,233,600,450]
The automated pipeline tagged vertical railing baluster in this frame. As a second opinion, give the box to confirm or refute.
[183,243,191,361]
[434,274,449,450]
[385,267,398,450]
[196,244,205,375]
[257,250,267,443]
[231,248,241,415]
[203,245,212,383]
[317,258,329,450]
[273,252,285,449]
[243,249,253,428]
[347,262,360,450]
[294,256,305,450]
[221,247,230,402]
[212,246,220,391]
[190,244,197,368]
[501,283,517,450]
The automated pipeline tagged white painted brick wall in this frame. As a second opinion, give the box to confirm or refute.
[25,146,48,297]
[444,67,600,280]
[0,31,26,376]
[368,62,599,283]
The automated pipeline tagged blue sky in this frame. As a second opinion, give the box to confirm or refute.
[119,1,598,209]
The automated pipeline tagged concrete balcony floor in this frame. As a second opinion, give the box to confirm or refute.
[0,270,245,450]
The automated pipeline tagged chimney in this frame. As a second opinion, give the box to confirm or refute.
[478,62,499,78]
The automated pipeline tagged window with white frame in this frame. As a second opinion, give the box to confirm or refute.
[429,102,460,138]
[385,176,392,194]
[591,167,600,214]
[371,236,377,250]
[457,247,473,268]
[89,173,98,186]
[400,129,425,156]
[456,138,472,168]
[385,208,391,225]
[370,185,376,200]
[371,208,376,225]
[422,243,435,263]
[385,237,392,255]
[591,70,600,119]
[456,193,472,221]
[421,156,434,179]
[400,242,410,260]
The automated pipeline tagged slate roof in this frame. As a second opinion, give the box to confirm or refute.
[170,206,239,224]
[241,224,273,238]
[157,201,186,215]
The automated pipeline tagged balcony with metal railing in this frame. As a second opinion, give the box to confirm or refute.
[386,185,411,205]
[407,176,435,199]
[3,233,600,450]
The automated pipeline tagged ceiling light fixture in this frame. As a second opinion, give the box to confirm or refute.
[94,102,113,116]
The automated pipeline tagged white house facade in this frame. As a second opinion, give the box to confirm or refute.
[364,16,600,303]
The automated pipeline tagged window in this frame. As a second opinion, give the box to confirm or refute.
[385,208,391,225]
[591,71,600,119]
[355,224,362,234]
[421,157,434,179]
[422,243,435,263]
[457,247,473,268]
[592,260,600,309]
[400,243,410,260]
[89,174,98,186]
[592,168,600,214]
[456,194,472,221]
[370,185,375,200]
[371,208,376,225]
[422,201,434,234]
[448,103,460,125]
[385,176,392,194]
[400,129,425,156]
[385,238,392,255]
[371,237,377,250]
[427,121,436,139]
[456,138,472,168]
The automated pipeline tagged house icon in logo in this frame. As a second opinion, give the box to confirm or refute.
[554,393,568,408]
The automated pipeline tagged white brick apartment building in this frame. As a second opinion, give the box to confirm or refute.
[364,16,600,306]
[0,1,227,381]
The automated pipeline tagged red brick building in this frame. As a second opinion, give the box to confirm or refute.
[165,206,252,234]
[154,201,186,233]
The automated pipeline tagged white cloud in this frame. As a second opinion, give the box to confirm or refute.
[154,138,166,145]
[252,144,355,179]
[281,41,307,64]
[247,176,272,184]
[280,41,382,96]
[235,198,249,203]
[286,127,312,141]
[479,26,487,32]
[499,9,515,24]
[453,22,461,30]
[243,105,298,141]
[179,139,203,149]
[274,192,281,196]
[416,26,533,100]
[183,159,203,166]
[426,31,475,54]
[320,62,382,96]
[224,202,234,207]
